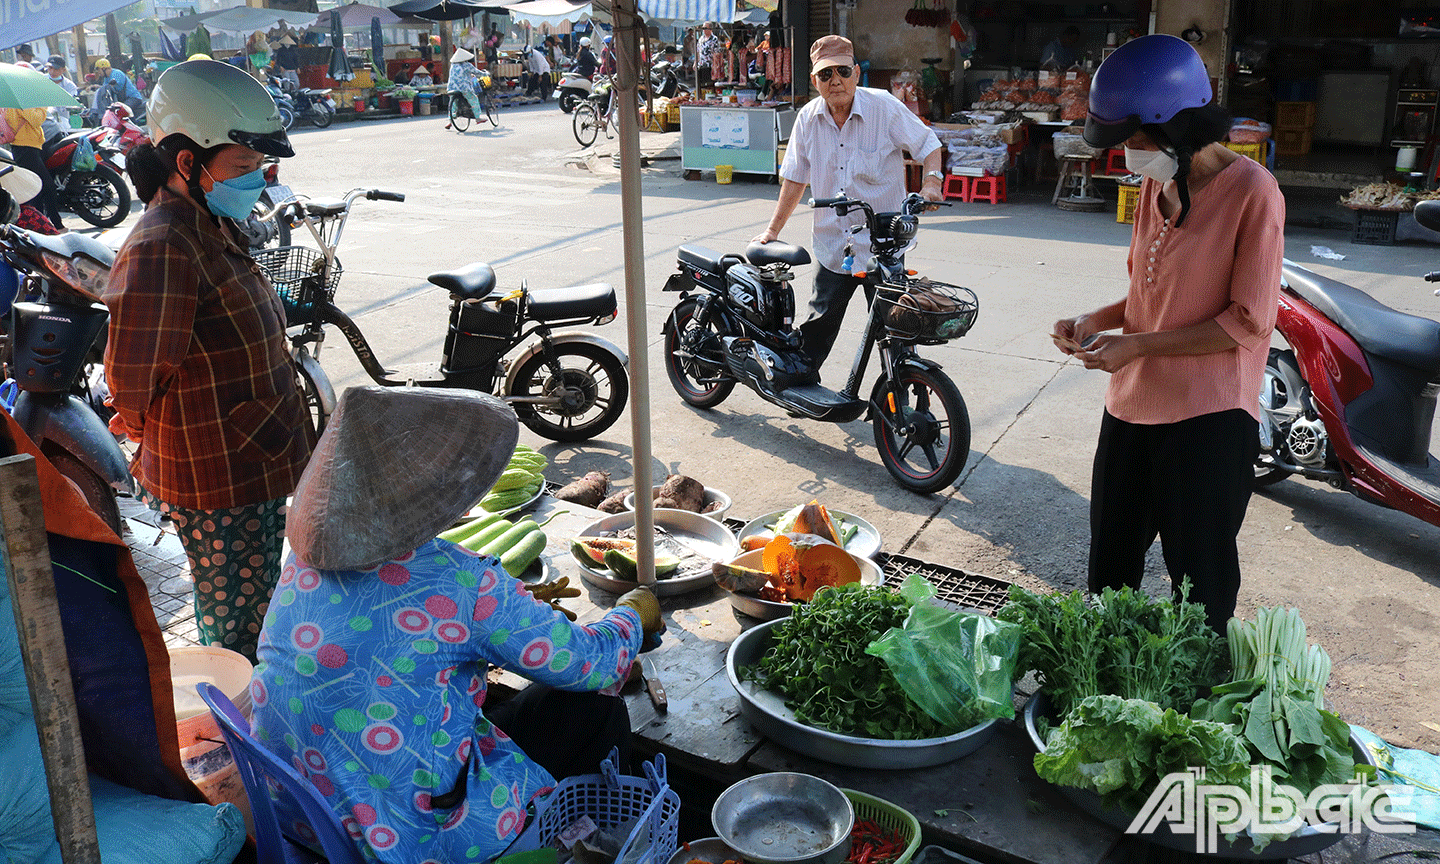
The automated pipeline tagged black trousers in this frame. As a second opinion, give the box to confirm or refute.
[1088,408,1260,632]
[485,684,631,782]
[799,265,873,369]
[11,145,62,228]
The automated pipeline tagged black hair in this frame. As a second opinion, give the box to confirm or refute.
[1139,101,1232,227]
[126,135,226,209]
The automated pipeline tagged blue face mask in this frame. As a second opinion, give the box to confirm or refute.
[201,164,266,220]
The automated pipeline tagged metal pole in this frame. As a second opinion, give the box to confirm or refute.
[611,0,655,585]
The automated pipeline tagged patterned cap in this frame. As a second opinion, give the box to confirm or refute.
[287,386,519,570]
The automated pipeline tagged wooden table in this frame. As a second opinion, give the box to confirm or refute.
[503,496,1121,864]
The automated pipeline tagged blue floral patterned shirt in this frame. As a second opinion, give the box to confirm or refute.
[252,540,642,863]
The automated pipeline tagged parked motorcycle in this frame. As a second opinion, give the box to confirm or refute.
[98,103,151,161]
[649,54,687,99]
[662,193,978,493]
[1254,199,1440,530]
[235,160,296,251]
[254,188,630,440]
[554,67,593,114]
[0,224,131,535]
[267,74,336,129]
[40,127,132,228]
[263,77,298,130]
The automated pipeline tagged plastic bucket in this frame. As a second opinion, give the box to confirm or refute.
[353,96,365,112]
[418,93,433,115]
[399,99,414,115]
[716,164,734,184]
[170,646,255,837]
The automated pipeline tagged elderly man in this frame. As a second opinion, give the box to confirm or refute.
[752,35,944,372]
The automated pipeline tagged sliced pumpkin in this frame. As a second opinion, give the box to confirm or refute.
[761,533,860,602]
[792,500,841,546]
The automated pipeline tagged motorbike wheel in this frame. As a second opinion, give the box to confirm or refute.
[871,365,971,494]
[42,442,123,538]
[663,298,734,408]
[559,91,580,114]
[1255,348,1308,488]
[310,104,334,129]
[278,104,295,130]
[509,343,629,442]
[573,103,600,148]
[64,165,131,228]
[449,97,472,132]
[296,364,330,437]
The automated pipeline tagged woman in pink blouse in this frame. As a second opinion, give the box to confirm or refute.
[1052,35,1285,631]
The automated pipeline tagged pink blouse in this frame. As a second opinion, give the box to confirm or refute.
[1106,155,1286,425]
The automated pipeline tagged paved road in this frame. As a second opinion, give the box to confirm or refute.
[118,102,1440,755]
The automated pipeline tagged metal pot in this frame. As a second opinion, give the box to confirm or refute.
[711,773,853,864]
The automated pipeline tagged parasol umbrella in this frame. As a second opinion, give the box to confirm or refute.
[388,0,508,20]
[371,16,385,71]
[0,62,79,108]
[311,3,403,30]
[159,28,186,61]
[328,9,355,81]
[129,32,146,77]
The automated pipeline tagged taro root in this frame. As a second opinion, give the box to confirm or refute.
[656,474,705,512]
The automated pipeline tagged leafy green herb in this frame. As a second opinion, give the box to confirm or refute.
[742,583,955,740]
[997,582,1228,718]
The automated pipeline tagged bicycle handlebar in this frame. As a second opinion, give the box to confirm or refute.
[1425,271,1440,283]
[367,190,406,202]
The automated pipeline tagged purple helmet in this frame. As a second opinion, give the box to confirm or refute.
[1083,34,1213,149]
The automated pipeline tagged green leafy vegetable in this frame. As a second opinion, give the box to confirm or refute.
[743,582,956,739]
[1191,606,1364,794]
[1034,694,1253,814]
[998,582,1228,719]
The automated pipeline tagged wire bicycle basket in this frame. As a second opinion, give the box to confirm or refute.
[875,277,979,343]
[253,245,341,327]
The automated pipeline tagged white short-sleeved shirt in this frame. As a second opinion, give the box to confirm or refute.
[779,87,941,273]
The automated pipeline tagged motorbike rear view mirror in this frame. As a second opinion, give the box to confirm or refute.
[1415,199,1440,232]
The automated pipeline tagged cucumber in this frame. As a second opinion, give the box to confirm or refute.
[460,518,515,552]
[491,468,541,493]
[501,529,548,576]
[478,519,539,559]
[438,511,505,543]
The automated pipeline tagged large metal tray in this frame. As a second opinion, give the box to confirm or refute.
[726,619,999,769]
[1021,693,1377,859]
[737,510,882,560]
[573,510,738,597]
[720,549,885,621]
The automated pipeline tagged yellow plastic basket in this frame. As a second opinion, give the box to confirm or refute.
[842,789,922,864]
[715,164,734,184]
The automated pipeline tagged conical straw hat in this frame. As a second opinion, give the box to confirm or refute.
[450,47,474,64]
[287,385,519,570]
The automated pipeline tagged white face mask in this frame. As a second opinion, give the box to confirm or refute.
[1125,146,1178,183]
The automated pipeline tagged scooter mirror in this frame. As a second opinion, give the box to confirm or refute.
[1415,199,1440,232]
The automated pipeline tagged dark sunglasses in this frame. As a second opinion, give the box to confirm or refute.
[815,65,853,82]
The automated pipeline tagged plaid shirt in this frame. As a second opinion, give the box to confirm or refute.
[104,188,312,509]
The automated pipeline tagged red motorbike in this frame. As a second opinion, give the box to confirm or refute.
[40,120,131,228]
[98,103,149,159]
[1256,199,1440,530]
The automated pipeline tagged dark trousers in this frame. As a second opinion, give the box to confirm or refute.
[1088,408,1260,632]
[799,265,873,369]
[486,684,631,781]
[11,145,62,228]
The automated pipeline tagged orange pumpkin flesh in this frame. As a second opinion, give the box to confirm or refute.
[792,500,841,546]
[760,533,861,602]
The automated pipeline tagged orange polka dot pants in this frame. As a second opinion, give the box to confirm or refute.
[143,492,287,663]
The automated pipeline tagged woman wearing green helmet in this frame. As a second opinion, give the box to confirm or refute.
[103,59,314,662]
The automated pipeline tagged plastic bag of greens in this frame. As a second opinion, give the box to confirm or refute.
[866,574,1021,727]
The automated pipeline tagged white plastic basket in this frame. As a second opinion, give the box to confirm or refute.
[507,750,680,864]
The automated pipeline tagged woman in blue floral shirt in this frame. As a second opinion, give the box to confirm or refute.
[252,386,664,863]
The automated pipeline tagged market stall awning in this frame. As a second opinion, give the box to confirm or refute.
[501,0,591,25]
[308,2,431,30]
[388,0,509,20]
[632,0,736,23]
[2,0,138,50]
[163,6,318,35]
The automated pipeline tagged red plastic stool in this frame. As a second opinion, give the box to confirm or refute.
[968,174,1007,204]
[1105,148,1127,175]
[941,174,970,201]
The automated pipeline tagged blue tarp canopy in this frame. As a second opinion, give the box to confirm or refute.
[633,0,736,23]
[2,0,137,51]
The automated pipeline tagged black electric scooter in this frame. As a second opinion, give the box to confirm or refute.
[661,194,978,493]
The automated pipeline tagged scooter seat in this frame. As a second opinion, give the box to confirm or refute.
[428,263,497,300]
[25,229,115,268]
[746,241,811,268]
[303,198,350,218]
[1284,264,1440,378]
[678,244,728,277]
[527,283,616,321]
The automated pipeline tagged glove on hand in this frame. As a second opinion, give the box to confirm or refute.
[523,576,581,620]
[615,585,663,634]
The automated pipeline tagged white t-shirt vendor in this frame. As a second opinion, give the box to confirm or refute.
[752,35,943,372]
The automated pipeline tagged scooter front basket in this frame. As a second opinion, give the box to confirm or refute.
[254,246,342,327]
[876,278,979,344]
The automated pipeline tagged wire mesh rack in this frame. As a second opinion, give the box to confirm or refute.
[877,552,1013,616]
[253,245,341,326]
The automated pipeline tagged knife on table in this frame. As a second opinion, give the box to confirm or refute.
[642,659,667,713]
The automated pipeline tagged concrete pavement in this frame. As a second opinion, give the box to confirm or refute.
[109,104,1440,767]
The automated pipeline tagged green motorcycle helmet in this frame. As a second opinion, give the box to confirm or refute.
[148,59,293,158]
